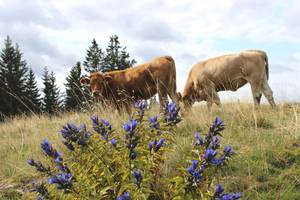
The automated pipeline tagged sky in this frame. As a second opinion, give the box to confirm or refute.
[0,0,300,103]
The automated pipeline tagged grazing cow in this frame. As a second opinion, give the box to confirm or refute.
[80,56,180,112]
[181,50,276,111]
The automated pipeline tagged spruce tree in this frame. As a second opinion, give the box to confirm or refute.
[119,47,136,70]
[103,35,136,72]
[0,36,28,116]
[25,68,41,113]
[42,67,61,114]
[64,62,85,110]
[83,39,105,73]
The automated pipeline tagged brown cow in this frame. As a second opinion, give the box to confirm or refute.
[181,50,276,112]
[80,56,180,112]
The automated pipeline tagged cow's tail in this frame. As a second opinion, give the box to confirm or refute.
[165,56,180,102]
[249,50,269,80]
[265,53,269,80]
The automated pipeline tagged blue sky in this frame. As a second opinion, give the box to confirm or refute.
[0,0,300,103]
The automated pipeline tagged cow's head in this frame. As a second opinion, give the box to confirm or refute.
[180,89,206,115]
[80,72,112,99]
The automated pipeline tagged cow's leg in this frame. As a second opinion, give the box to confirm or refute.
[249,81,262,107]
[205,87,221,110]
[262,81,276,108]
[167,87,180,106]
[212,91,221,107]
[206,101,213,112]
[157,83,169,111]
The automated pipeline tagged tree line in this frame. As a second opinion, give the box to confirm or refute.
[0,35,136,121]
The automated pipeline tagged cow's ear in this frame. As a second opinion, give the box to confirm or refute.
[80,77,90,86]
[104,75,112,82]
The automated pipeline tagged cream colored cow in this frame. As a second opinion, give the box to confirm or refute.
[181,50,276,111]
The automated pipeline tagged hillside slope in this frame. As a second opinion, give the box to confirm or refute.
[0,103,299,199]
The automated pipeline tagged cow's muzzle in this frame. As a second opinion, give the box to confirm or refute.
[92,90,101,98]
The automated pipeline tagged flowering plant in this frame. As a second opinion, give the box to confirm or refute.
[28,101,242,199]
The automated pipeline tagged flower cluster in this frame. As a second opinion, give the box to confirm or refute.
[117,191,131,200]
[148,115,160,130]
[210,117,225,135]
[91,115,112,140]
[134,100,147,118]
[60,123,90,151]
[28,138,75,199]
[187,160,205,183]
[123,118,139,159]
[214,184,242,200]
[48,173,74,190]
[27,104,242,199]
[186,117,238,195]
[132,170,143,187]
[41,139,63,163]
[164,102,181,125]
[31,183,49,199]
[194,132,204,146]
[148,138,164,153]
[193,118,236,167]
[27,159,49,173]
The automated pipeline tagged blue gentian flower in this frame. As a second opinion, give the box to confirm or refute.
[213,183,242,200]
[130,151,137,159]
[204,148,221,165]
[148,141,153,151]
[56,164,71,173]
[191,160,198,169]
[211,136,220,149]
[194,132,204,146]
[214,184,224,197]
[117,191,131,200]
[101,119,111,129]
[231,193,243,199]
[60,123,90,147]
[224,146,235,156]
[110,138,117,147]
[211,117,225,133]
[133,170,143,186]
[27,158,35,166]
[27,159,49,172]
[204,148,217,160]
[187,160,203,183]
[164,102,181,125]
[91,115,112,140]
[41,140,63,163]
[154,138,164,152]
[149,116,160,129]
[123,119,138,135]
[48,173,73,190]
[220,193,242,200]
[134,100,147,111]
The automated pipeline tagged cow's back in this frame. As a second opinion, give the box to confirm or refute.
[189,51,266,91]
[107,56,176,100]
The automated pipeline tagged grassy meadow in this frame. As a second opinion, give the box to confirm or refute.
[0,103,300,199]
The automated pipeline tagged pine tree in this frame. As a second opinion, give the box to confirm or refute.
[42,67,61,114]
[83,39,105,73]
[64,62,85,110]
[103,35,136,72]
[119,47,136,70]
[0,36,28,116]
[25,68,41,113]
